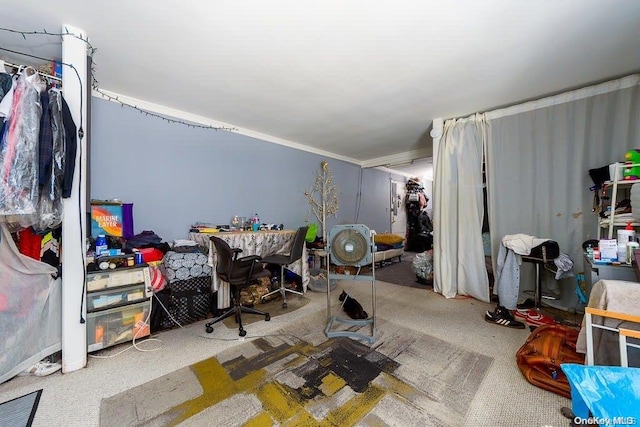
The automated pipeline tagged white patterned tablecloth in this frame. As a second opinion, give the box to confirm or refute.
[188,230,309,308]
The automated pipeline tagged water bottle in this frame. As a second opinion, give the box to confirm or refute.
[95,235,108,256]
[252,213,260,231]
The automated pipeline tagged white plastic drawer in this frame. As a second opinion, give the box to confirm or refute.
[86,283,149,312]
[86,267,149,292]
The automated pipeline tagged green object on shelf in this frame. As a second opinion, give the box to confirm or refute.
[305,223,318,242]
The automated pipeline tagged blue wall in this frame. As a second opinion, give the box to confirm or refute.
[90,98,404,242]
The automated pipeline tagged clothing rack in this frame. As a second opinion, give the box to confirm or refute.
[1,59,62,83]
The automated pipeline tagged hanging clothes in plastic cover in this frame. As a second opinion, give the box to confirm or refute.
[0,67,44,221]
[33,89,65,231]
[0,223,61,385]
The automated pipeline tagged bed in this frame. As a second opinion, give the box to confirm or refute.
[373,233,405,267]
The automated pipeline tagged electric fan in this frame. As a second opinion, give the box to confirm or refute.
[328,224,373,267]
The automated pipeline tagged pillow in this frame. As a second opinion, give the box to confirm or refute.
[374,233,404,245]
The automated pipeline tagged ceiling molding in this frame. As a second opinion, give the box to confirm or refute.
[92,89,363,166]
[373,166,415,178]
[361,148,431,168]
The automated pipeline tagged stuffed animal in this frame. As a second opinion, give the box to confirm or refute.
[623,149,640,180]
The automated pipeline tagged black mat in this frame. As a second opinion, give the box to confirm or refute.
[374,254,431,289]
[0,389,42,427]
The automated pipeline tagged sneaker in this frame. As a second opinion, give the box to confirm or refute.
[525,312,557,328]
[516,298,536,309]
[18,361,62,377]
[484,306,526,329]
[514,308,537,322]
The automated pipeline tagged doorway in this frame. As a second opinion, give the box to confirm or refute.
[390,179,407,238]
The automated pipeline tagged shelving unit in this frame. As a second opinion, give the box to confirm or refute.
[85,264,152,352]
[597,163,640,239]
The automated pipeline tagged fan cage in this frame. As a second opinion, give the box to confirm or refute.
[329,225,373,266]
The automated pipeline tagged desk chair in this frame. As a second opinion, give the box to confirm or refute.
[205,236,271,337]
[260,226,308,308]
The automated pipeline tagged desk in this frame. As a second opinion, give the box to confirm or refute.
[188,230,309,308]
[583,254,637,299]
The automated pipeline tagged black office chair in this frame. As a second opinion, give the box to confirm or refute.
[260,226,308,308]
[205,236,271,337]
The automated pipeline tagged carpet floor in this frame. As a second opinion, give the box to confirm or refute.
[220,294,311,329]
[373,253,431,289]
[101,311,492,426]
[0,279,573,427]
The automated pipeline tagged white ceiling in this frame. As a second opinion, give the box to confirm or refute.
[1,1,639,171]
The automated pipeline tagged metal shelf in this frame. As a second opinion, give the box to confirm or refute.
[599,163,640,239]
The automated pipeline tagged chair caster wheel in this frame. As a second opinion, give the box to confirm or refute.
[265,314,271,321]
[206,326,213,334]
[282,302,287,309]
[239,329,247,337]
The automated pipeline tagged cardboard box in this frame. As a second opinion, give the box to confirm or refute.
[91,200,134,238]
[598,239,618,262]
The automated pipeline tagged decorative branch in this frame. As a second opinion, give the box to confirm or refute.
[304,161,339,242]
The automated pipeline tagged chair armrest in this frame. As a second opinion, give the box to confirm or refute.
[234,255,263,269]
[237,255,262,263]
[231,247,243,260]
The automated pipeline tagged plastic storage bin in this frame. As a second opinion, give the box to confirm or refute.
[86,283,149,311]
[87,267,148,292]
[86,300,151,352]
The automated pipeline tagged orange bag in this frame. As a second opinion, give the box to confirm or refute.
[515,324,585,398]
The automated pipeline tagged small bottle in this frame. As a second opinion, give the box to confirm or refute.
[626,238,639,265]
[586,244,594,260]
[95,235,108,256]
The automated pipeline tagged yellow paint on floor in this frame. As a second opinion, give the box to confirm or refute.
[321,385,385,427]
[319,373,346,396]
[283,410,322,426]
[245,411,273,426]
[257,381,305,422]
[168,356,267,425]
[375,371,421,400]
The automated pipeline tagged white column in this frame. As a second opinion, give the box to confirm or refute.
[61,25,89,373]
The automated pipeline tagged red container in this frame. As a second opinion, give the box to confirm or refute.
[138,247,164,263]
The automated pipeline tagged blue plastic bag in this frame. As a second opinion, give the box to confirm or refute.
[561,363,640,423]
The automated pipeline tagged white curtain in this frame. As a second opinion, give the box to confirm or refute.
[434,114,489,302]
[485,75,640,307]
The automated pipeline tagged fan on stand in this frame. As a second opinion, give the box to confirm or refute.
[329,224,373,267]
[325,224,377,344]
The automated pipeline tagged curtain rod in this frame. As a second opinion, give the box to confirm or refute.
[1,58,62,82]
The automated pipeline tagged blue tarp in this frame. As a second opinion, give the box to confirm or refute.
[561,363,640,425]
